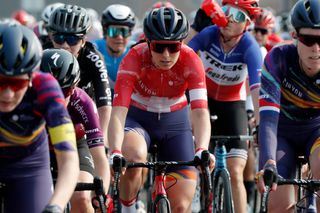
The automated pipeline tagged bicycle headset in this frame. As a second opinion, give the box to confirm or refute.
[143,7,189,41]
[0,23,42,76]
[290,0,320,31]
[48,4,91,35]
[40,48,80,88]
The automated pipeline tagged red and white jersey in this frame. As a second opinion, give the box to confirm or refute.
[113,43,208,113]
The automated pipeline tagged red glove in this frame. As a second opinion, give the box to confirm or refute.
[201,0,228,27]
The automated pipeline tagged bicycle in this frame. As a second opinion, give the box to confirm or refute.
[210,135,253,213]
[260,157,320,213]
[111,151,212,213]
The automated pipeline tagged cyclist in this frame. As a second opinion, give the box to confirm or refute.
[0,24,79,213]
[188,0,262,212]
[41,48,110,213]
[253,8,283,52]
[48,4,112,148]
[108,7,215,213]
[93,4,136,95]
[255,0,320,211]
[33,2,64,45]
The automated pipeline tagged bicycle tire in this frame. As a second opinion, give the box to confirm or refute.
[212,169,234,213]
[153,196,171,213]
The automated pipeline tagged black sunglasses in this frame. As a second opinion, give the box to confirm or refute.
[53,34,83,46]
[297,34,320,47]
[254,28,269,35]
[149,42,182,54]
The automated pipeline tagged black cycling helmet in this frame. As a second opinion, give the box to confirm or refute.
[48,4,91,35]
[40,48,80,88]
[101,4,136,32]
[0,23,42,76]
[291,0,320,31]
[144,7,189,41]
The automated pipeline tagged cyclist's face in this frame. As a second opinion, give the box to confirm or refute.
[297,28,320,77]
[220,5,249,38]
[253,28,270,45]
[106,25,131,54]
[149,41,181,70]
[51,34,85,57]
[0,74,29,112]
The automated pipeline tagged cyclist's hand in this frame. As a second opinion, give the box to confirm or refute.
[92,194,113,213]
[109,150,126,175]
[194,148,216,172]
[252,124,259,145]
[42,204,63,213]
[255,162,278,193]
[201,0,228,27]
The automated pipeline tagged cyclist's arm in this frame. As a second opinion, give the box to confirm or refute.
[245,40,263,124]
[108,106,128,152]
[86,43,112,147]
[90,147,110,192]
[258,50,282,169]
[38,73,79,209]
[192,108,211,150]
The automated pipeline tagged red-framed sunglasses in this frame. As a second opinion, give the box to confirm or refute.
[297,34,320,47]
[0,77,29,92]
[149,41,182,54]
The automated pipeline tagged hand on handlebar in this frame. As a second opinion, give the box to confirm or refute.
[255,161,278,193]
[109,150,126,175]
[194,148,215,172]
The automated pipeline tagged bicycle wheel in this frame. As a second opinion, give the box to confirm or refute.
[153,196,171,213]
[212,169,234,213]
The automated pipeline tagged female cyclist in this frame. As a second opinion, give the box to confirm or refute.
[108,7,215,213]
[0,24,79,213]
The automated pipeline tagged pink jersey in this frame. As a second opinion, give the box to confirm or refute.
[113,43,208,113]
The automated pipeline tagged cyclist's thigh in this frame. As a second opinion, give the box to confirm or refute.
[268,184,295,212]
[5,168,52,213]
[307,128,320,177]
[123,115,149,158]
[276,136,297,179]
[77,138,94,176]
[209,99,248,158]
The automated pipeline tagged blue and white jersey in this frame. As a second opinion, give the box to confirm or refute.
[188,25,262,101]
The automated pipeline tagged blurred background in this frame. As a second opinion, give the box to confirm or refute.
[0,0,298,23]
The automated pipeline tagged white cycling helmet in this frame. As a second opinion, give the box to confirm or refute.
[41,2,64,24]
[101,4,136,31]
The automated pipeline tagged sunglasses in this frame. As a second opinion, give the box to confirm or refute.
[297,34,320,47]
[106,26,131,38]
[0,77,29,92]
[149,42,182,54]
[222,5,250,23]
[53,34,83,46]
[254,28,269,35]
[62,86,75,98]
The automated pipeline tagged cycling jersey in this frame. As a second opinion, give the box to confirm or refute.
[265,33,283,52]
[77,42,112,107]
[93,39,131,90]
[188,25,262,101]
[68,87,104,149]
[113,43,208,113]
[0,72,76,160]
[259,44,320,172]
[0,72,76,212]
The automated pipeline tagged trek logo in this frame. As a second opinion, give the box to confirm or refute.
[86,51,109,82]
[201,51,247,85]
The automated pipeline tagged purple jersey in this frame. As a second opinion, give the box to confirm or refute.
[68,87,104,149]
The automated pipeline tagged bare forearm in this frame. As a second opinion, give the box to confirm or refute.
[108,107,127,152]
[191,108,211,150]
[91,147,110,192]
[50,151,79,209]
[251,87,260,124]
[98,106,112,147]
